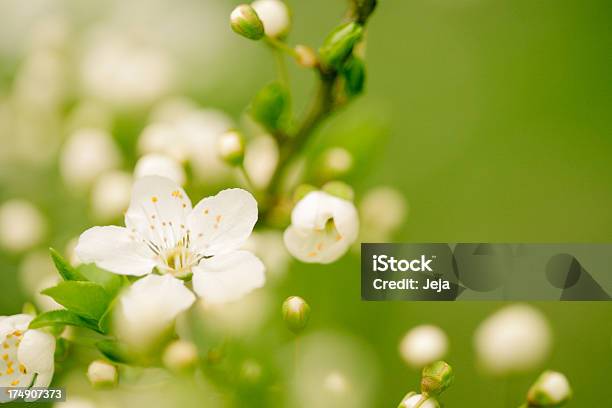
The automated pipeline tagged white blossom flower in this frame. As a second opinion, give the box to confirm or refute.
[114,274,195,350]
[90,171,133,221]
[60,128,121,189]
[399,325,448,368]
[0,314,55,402]
[0,199,46,252]
[398,393,439,408]
[284,191,358,263]
[76,175,265,304]
[475,304,551,375]
[251,0,291,38]
[86,360,117,387]
[134,153,185,186]
[244,135,278,189]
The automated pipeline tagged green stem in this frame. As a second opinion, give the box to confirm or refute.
[265,36,299,59]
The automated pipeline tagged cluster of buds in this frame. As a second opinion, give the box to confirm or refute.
[397,361,454,408]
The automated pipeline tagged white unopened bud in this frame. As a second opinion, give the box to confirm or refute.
[399,325,448,368]
[162,340,198,372]
[87,360,117,387]
[282,296,311,334]
[230,5,265,40]
[320,147,353,179]
[218,130,245,166]
[398,392,440,408]
[90,171,132,221]
[295,45,317,68]
[527,371,572,406]
[251,0,291,38]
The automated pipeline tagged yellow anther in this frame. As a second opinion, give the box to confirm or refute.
[152,196,158,203]
[19,364,26,374]
[307,251,317,257]
[10,380,19,386]
[2,354,8,361]
[204,209,209,215]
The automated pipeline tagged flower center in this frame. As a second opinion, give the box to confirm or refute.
[158,240,202,277]
[1,330,29,387]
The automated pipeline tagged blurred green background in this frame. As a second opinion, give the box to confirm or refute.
[1,0,611,406]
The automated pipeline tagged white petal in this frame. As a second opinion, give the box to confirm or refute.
[116,275,195,347]
[75,226,157,276]
[283,225,352,264]
[125,176,192,249]
[0,314,33,339]
[187,189,258,256]
[192,250,265,304]
[291,191,359,241]
[18,329,55,375]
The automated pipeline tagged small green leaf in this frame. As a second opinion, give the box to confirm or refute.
[42,281,111,321]
[250,81,290,132]
[96,340,134,364]
[29,310,103,334]
[319,22,363,70]
[50,248,86,281]
[342,57,366,97]
[76,263,124,297]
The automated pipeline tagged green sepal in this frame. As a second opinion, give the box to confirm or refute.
[250,81,290,132]
[319,22,363,70]
[342,57,366,97]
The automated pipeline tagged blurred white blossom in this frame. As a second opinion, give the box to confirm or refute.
[398,393,439,408]
[244,135,279,189]
[60,128,121,189]
[18,250,61,312]
[90,171,133,221]
[80,29,174,107]
[243,229,289,279]
[134,153,185,186]
[76,176,265,304]
[0,314,55,401]
[0,199,46,252]
[475,304,551,375]
[359,186,407,242]
[399,325,448,368]
[115,274,195,352]
[284,191,359,263]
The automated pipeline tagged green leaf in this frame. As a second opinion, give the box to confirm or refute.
[29,310,103,334]
[250,81,290,132]
[42,281,111,321]
[342,57,366,97]
[76,263,124,297]
[50,248,86,281]
[319,22,363,70]
[96,340,134,364]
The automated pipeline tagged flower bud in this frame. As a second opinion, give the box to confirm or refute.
[162,340,198,372]
[251,0,291,38]
[87,360,117,387]
[217,130,245,166]
[319,147,354,179]
[398,392,440,408]
[282,296,310,334]
[342,57,366,97]
[322,181,355,201]
[319,22,363,70]
[295,45,317,68]
[420,361,454,396]
[527,371,572,406]
[230,5,265,41]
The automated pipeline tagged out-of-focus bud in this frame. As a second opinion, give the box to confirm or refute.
[293,184,317,203]
[230,5,265,41]
[250,81,290,132]
[420,361,454,396]
[162,340,198,372]
[282,296,311,334]
[475,304,551,375]
[0,199,46,252]
[134,153,186,186]
[240,359,263,384]
[90,171,132,221]
[319,22,363,70]
[87,360,117,387]
[251,0,291,38]
[527,371,572,407]
[295,45,318,68]
[342,57,366,97]
[399,325,448,368]
[217,130,245,166]
[322,181,355,201]
[319,147,354,179]
[398,392,440,408]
